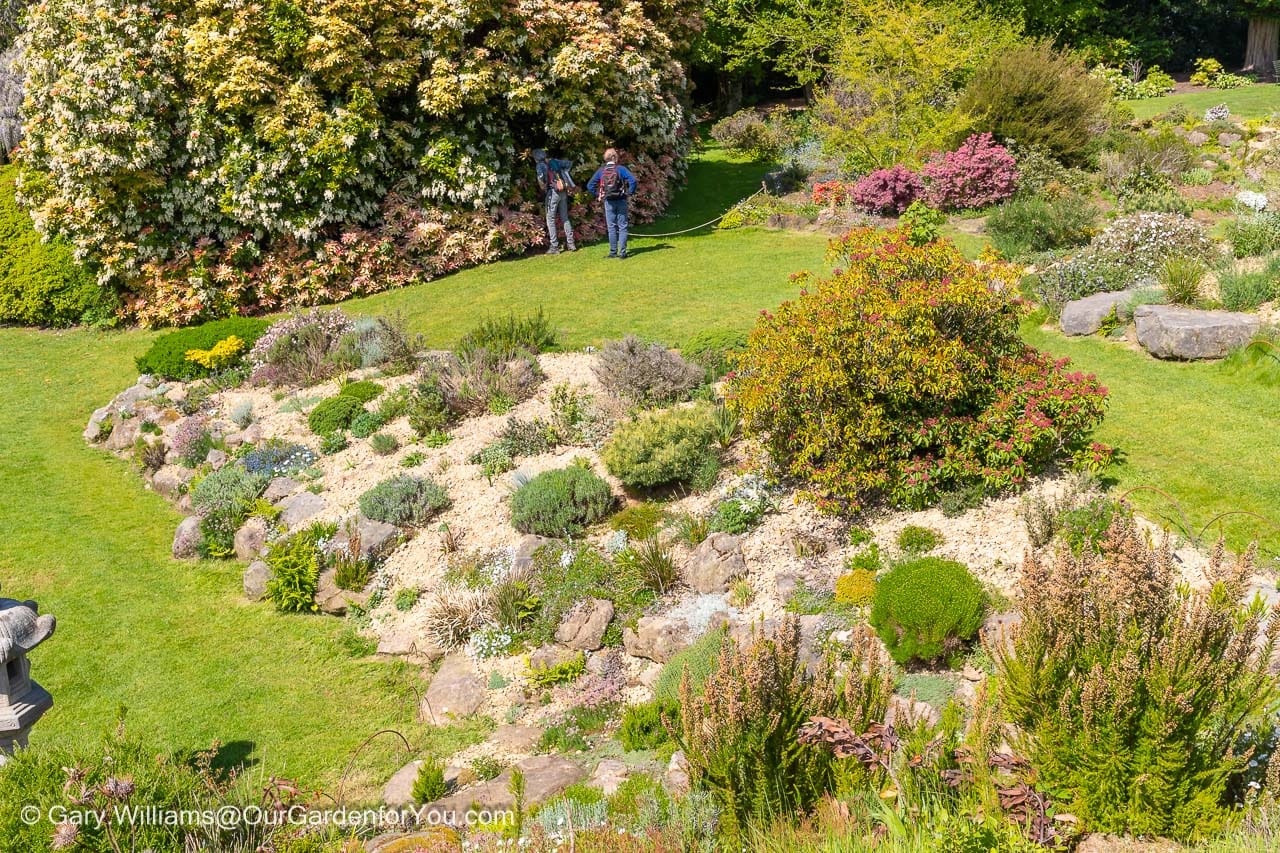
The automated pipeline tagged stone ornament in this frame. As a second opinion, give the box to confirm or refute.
[0,584,56,763]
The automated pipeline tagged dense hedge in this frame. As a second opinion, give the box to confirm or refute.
[134,316,269,380]
[0,165,109,327]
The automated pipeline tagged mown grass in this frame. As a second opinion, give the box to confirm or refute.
[1125,83,1280,121]
[1024,321,1280,559]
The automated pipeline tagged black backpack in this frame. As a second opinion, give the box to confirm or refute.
[599,163,627,200]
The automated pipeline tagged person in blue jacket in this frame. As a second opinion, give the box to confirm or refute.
[585,148,638,259]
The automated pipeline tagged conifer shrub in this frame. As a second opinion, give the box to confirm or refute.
[264,525,329,614]
[618,700,677,752]
[134,317,269,380]
[730,228,1112,512]
[307,395,364,435]
[961,41,1110,165]
[358,475,450,526]
[681,327,749,380]
[675,618,894,840]
[601,403,721,491]
[996,516,1280,840]
[411,755,448,804]
[510,466,614,537]
[869,556,985,664]
[337,379,384,403]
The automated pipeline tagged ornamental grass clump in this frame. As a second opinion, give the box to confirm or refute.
[995,515,1280,841]
[675,618,894,841]
[730,228,1112,513]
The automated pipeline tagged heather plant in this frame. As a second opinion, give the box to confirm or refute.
[870,556,985,664]
[510,467,615,537]
[594,335,704,405]
[961,41,1110,164]
[601,402,720,491]
[358,475,450,527]
[995,516,1280,840]
[171,416,213,467]
[407,368,454,437]
[849,165,923,215]
[986,193,1099,258]
[675,618,895,840]
[922,134,1019,211]
[833,569,877,606]
[731,228,1112,512]
[247,310,354,387]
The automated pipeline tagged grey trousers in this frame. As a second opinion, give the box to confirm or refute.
[545,189,575,250]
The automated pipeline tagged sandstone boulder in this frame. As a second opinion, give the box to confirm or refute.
[624,614,695,663]
[263,477,301,503]
[278,491,327,529]
[233,517,270,561]
[242,560,272,601]
[172,516,202,559]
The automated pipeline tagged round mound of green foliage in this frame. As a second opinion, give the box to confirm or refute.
[510,466,615,537]
[730,228,1111,513]
[134,316,270,380]
[0,165,112,327]
[870,556,985,665]
[358,475,450,527]
[601,403,721,491]
[681,327,749,379]
[338,379,384,403]
[307,395,365,435]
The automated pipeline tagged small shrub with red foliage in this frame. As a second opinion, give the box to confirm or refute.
[922,133,1019,211]
[849,165,923,214]
[811,180,854,206]
[729,228,1111,512]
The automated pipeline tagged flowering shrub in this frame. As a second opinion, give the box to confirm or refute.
[240,442,317,478]
[811,180,853,207]
[730,229,1111,512]
[171,416,212,468]
[921,133,1018,210]
[247,309,354,386]
[1236,190,1269,213]
[848,166,922,214]
[18,0,695,321]
[1089,212,1217,277]
[1204,103,1232,122]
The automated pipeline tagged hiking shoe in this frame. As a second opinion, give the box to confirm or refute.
[546,247,561,255]
[617,253,628,260]
[567,244,578,252]
[605,252,617,258]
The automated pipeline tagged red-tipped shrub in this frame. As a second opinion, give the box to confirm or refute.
[922,133,1018,210]
[849,165,923,214]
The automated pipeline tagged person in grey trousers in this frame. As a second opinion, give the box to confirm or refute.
[533,149,576,254]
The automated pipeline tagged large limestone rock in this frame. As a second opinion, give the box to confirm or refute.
[512,534,551,572]
[243,560,272,601]
[103,417,140,452]
[151,465,194,498]
[1059,291,1131,336]
[590,759,629,796]
[1134,305,1260,360]
[83,406,113,442]
[172,516,202,559]
[422,654,486,720]
[278,491,327,529]
[554,598,614,650]
[424,755,585,817]
[233,517,270,561]
[684,533,747,594]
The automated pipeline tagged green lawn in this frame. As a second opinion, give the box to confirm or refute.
[1025,322,1280,560]
[347,146,827,347]
[1125,83,1280,121]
